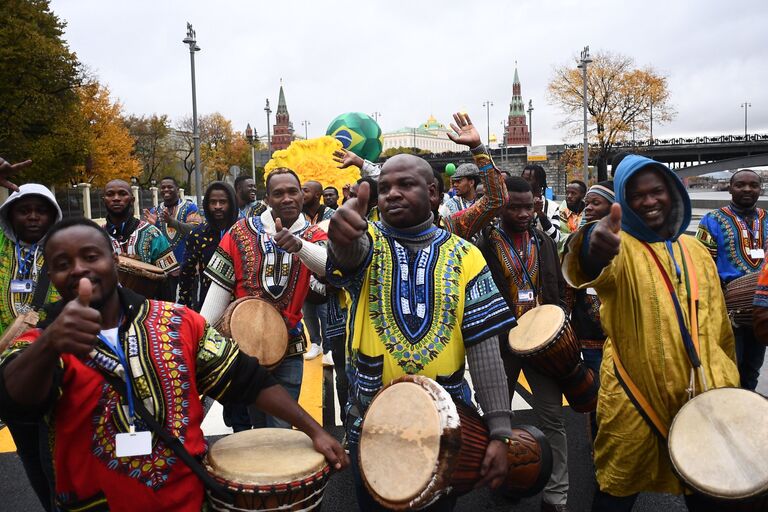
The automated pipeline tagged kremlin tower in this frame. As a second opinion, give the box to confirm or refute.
[505,66,531,146]
[272,82,294,150]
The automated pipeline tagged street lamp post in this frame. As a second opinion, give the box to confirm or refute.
[649,100,654,144]
[301,120,311,140]
[182,23,202,206]
[527,99,534,145]
[245,123,256,181]
[371,112,382,123]
[577,45,592,183]
[482,100,493,145]
[742,102,752,138]
[264,99,272,156]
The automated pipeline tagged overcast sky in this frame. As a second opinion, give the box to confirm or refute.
[50,0,767,146]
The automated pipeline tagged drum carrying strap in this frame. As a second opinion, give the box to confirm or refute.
[611,240,706,440]
[96,369,235,503]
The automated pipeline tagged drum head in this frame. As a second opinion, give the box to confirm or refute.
[117,255,164,279]
[360,382,443,504]
[227,298,288,367]
[507,305,565,354]
[669,388,768,500]
[206,428,326,485]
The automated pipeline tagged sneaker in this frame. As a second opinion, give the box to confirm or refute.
[304,343,322,360]
[322,351,334,367]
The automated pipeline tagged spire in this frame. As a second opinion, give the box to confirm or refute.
[513,62,520,85]
[509,65,524,116]
[277,79,288,114]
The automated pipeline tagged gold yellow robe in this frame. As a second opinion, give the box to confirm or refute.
[563,228,739,496]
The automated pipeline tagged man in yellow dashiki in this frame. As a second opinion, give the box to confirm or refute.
[562,155,739,511]
[327,152,517,511]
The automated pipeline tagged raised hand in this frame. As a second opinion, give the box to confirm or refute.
[0,156,28,192]
[333,148,364,170]
[447,112,482,148]
[342,184,352,201]
[273,217,303,253]
[329,181,370,247]
[143,208,158,225]
[589,203,622,263]
[45,278,102,358]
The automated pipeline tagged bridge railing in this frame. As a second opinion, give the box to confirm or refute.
[565,133,768,150]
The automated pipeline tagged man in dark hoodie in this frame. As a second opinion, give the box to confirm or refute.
[178,181,239,311]
[562,155,739,511]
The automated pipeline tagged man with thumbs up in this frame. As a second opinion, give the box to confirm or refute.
[562,156,739,511]
[201,168,328,430]
[327,153,518,509]
[0,217,346,511]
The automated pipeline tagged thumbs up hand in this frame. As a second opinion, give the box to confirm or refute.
[273,216,303,253]
[589,203,622,263]
[328,181,370,247]
[45,278,102,358]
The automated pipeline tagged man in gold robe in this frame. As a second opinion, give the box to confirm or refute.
[562,155,739,511]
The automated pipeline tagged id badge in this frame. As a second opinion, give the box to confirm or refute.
[751,248,765,259]
[115,429,152,457]
[586,287,598,296]
[517,290,534,302]
[10,279,34,294]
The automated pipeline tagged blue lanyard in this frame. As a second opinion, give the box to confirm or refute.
[15,243,37,279]
[96,315,135,425]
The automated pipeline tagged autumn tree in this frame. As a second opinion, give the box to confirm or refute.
[548,51,674,181]
[0,0,87,185]
[69,82,141,186]
[125,114,175,186]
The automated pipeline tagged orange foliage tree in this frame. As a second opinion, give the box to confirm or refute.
[548,51,675,180]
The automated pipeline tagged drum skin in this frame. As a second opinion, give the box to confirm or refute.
[117,255,164,297]
[668,387,768,511]
[359,375,552,510]
[724,272,759,327]
[205,429,330,511]
[508,305,598,412]
[214,297,288,369]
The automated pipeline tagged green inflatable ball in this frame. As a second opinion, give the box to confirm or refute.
[445,163,457,176]
[326,112,383,162]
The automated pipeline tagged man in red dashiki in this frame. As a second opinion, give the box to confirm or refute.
[0,218,346,512]
[201,168,328,429]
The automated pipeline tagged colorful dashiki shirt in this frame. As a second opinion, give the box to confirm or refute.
[0,231,58,332]
[327,222,515,444]
[104,218,178,273]
[696,205,768,283]
[485,227,541,319]
[239,200,268,220]
[571,289,606,349]
[204,212,328,335]
[150,198,202,264]
[0,289,242,511]
[753,260,768,308]
[179,223,225,310]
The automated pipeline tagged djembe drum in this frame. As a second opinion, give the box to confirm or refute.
[205,429,331,511]
[668,387,768,511]
[359,375,552,510]
[117,255,165,298]
[724,272,759,327]
[507,304,598,413]
[214,297,288,369]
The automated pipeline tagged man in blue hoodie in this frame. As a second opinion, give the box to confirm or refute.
[562,156,739,511]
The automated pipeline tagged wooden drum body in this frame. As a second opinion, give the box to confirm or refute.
[724,272,759,327]
[117,255,165,298]
[668,388,768,511]
[205,429,330,511]
[507,304,598,413]
[214,297,288,370]
[359,375,552,510]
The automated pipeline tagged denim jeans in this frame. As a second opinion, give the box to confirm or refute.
[330,334,349,424]
[303,302,330,353]
[248,355,304,429]
[733,326,766,390]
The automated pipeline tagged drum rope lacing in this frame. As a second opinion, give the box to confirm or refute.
[206,481,328,512]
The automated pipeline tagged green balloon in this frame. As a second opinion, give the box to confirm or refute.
[445,163,456,176]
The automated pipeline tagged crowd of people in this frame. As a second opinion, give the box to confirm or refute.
[0,107,764,511]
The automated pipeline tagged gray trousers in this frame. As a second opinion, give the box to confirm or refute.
[503,351,569,506]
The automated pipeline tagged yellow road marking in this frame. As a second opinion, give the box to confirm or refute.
[0,425,16,453]
[298,357,323,426]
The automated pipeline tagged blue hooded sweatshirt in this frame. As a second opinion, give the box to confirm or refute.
[614,155,692,243]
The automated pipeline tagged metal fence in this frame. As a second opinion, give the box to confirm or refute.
[55,188,157,219]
